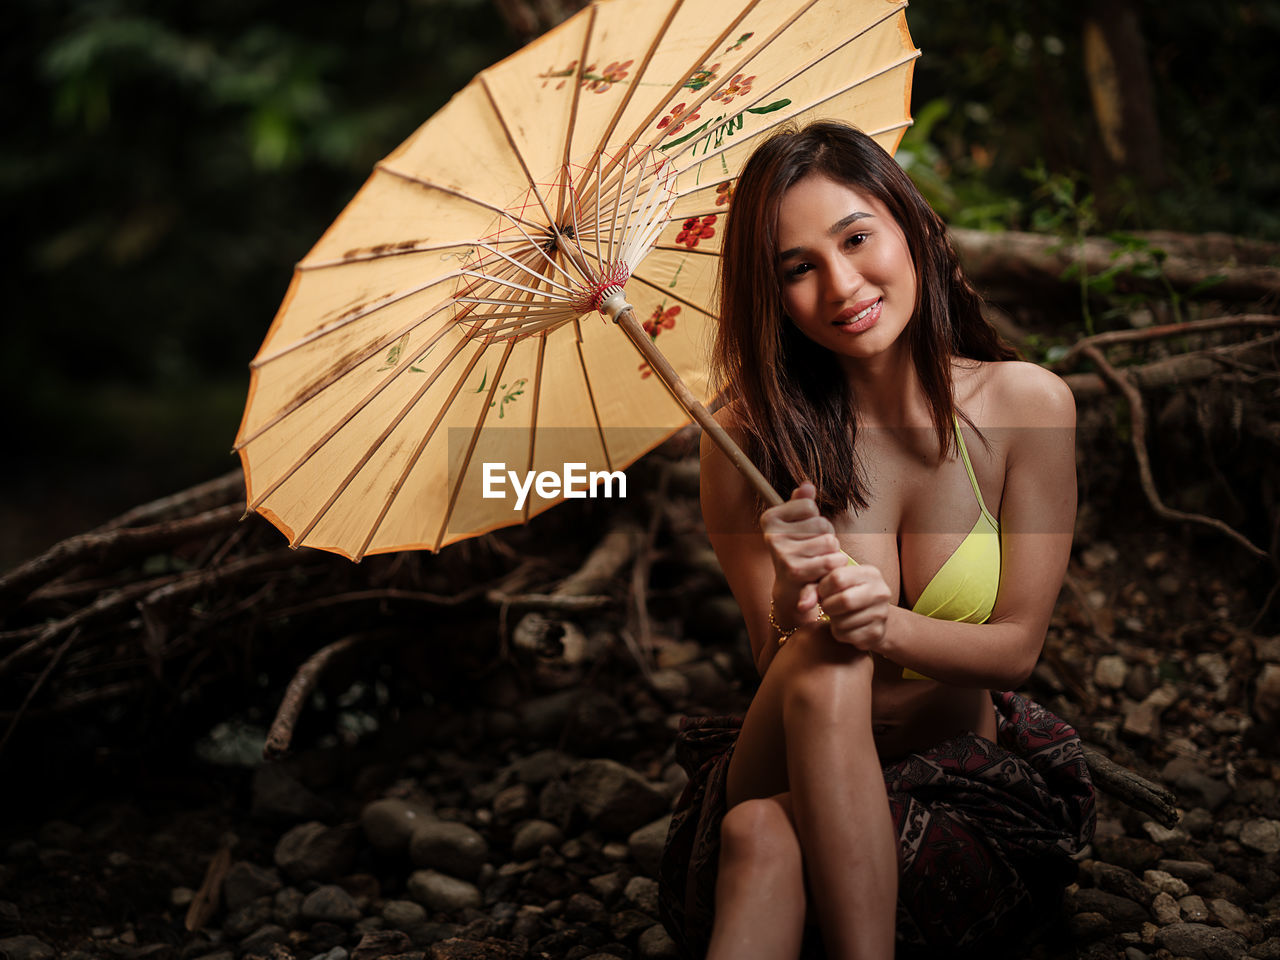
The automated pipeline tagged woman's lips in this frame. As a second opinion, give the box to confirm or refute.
[833,297,882,332]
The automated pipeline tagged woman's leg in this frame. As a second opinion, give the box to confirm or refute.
[705,794,806,960]
[724,625,898,960]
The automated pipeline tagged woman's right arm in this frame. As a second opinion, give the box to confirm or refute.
[699,410,845,674]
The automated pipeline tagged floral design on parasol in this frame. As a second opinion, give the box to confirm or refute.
[234,0,919,558]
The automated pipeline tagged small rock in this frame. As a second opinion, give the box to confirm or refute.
[537,779,576,832]
[1095,655,1129,690]
[361,798,436,855]
[1124,686,1179,739]
[569,759,668,835]
[1154,922,1248,960]
[511,820,563,860]
[491,784,535,824]
[624,876,660,917]
[1240,819,1280,856]
[274,822,359,882]
[1209,898,1260,940]
[238,924,289,954]
[1184,809,1216,837]
[301,885,362,925]
[169,887,193,908]
[428,936,526,959]
[587,871,623,903]
[224,898,274,938]
[312,949,350,960]
[407,870,482,913]
[1197,873,1252,903]
[1067,888,1149,925]
[1254,664,1280,725]
[1151,891,1180,925]
[381,899,427,929]
[1144,870,1191,898]
[628,815,672,879]
[1144,821,1191,846]
[0,936,56,960]
[251,764,332,822]
[1179,894,1211,922]
[222,861,283,911]
[409,820,488,880]
[564,893,606,923]
[353,930,411,960]
[273,886,305,927]
[637,924,679,960]
[1069,911,1113,940]
[1159,859,1216,882]
[648,669,691,704]
[1249,937,1280,960]
[1162,757,1233,811]
[503,749,571,786]
[1092,862,1156,907]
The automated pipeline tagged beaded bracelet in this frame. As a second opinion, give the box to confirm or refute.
[768,600,829,645]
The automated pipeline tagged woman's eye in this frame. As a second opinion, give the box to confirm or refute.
[784,263,812,281]
[845,232,869,249]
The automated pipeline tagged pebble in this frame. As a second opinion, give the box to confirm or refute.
[624,876,660,917]
[1254,664,1280,724]
[409,820,489,880]
[250,763,332,822]
[492,783,536,823]
[1069,911,1113,940]
[380,899,427,928]
[1154,922,1248,960]
[1143,821,1190,846]
[1209,898,1260,939]
[569,759,668,835]
[0,936,56,960]
[1179,894,1211,921]
[222,860,283,911]
[637,923,680,959]
[1160,859,1216,882]
[1240,819,1280,856]
[360,797,436,854]
[1151,891,1181,925]
[301,884,362,924]
[1144,869,1191,898]
[1095,655,1129,689]
[511,820,564,860]
[627,815,672,879]
[503,749,571,786]
[406,869,482,912]
[273,821,359,882]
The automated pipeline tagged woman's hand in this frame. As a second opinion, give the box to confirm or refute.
[816,563,892,652]
[759,482,847,624]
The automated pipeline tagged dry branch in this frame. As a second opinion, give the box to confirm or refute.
[1078,341,1268,559]
[263,634,366,760]
[1083,747,1180,828]
[951,228,1280,302]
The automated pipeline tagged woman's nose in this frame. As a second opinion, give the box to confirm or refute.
[826,259,862,300]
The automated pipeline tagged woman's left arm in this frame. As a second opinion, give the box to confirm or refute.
[819,363,1077,690]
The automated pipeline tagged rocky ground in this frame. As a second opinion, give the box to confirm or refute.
[1,474,1278,960]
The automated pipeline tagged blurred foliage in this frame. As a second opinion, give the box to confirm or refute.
[3,0,1278,563]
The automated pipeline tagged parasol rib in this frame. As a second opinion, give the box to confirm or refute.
[573,317,614,474]
[356,339,491,559]
[300,234,530,271]
[654,0,907,163]
[665,51,920,174]
[433,339,518,551]
[629,271,720,320]
[250,332,470,516]
[554,3,595,225]
[523,334,548,524]
[287,333,480,547]
[577,0,759,213]
[478,75,558,239]
[580,0,689,192]
[376,165,579,289]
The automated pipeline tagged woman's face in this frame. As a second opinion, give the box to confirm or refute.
[774,174,917,362]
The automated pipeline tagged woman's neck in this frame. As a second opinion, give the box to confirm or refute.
[839,341,931,428]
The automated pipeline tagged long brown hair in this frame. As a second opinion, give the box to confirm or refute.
[714,120,1015,514]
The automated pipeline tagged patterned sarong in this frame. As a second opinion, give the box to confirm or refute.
[658,691,1095,958]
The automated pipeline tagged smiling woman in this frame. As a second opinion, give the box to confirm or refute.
[657,121,1094,960]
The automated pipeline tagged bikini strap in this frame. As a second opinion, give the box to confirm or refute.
[952,415,996,524]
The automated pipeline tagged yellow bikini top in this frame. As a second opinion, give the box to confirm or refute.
[846,415,1000,680]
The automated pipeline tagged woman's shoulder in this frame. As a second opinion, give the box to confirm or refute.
[957,358,1075,429]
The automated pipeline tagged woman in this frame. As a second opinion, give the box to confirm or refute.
[658,122,1095,959]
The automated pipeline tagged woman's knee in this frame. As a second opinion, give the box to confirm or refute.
[719,798,802,871]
